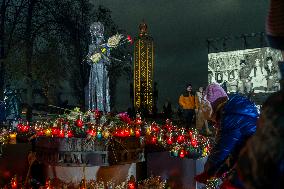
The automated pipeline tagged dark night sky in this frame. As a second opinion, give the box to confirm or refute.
[93,0,269,111]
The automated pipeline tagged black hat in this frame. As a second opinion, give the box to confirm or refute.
[240,60,246,65]
[186,83,192,88]
[266,56,273,61]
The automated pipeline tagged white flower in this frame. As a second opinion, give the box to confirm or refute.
[90,52,102,63]
[107,34,123,48]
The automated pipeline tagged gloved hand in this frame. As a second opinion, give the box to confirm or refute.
[194,172,210,184]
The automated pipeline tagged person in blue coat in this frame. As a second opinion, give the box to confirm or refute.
[195,83,259,184]
[237,90,284,189]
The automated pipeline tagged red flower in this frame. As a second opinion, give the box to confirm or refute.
[118,112,132,124]
[127,35,133,44]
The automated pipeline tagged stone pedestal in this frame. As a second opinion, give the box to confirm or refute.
[35,137,144,166]
[46,163,137,185]
[35,137,144,185]
[147,151,207,189]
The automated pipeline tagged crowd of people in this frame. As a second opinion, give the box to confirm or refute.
[208,48,282,94]
[2,0,283,188]
[193,0,284,188]
[193,82,284,188]
[178,84,212,135]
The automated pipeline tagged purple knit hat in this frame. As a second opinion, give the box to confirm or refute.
[204,83,228,112]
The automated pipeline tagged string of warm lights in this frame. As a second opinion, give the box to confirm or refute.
[1,109,211,160]
[1,110,212,188]
[5,174,219,189]
[4,175,167,189]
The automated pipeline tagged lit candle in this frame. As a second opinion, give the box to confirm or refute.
[11,175,17,189]
[9,133,17,144]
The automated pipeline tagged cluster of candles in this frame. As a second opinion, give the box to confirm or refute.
[2,110,211,160]
[7,175,139,189]
[145,120,211,159]
[14,111,143,140]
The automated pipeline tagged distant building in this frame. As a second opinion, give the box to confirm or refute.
[133,21,154,113]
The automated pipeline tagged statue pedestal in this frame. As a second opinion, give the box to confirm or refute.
[46,163,137,185]
[35,137,144,185]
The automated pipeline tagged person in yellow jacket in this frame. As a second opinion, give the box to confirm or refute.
[179,84,198,129]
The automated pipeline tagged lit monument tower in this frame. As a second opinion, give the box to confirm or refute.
[133,21,154,112]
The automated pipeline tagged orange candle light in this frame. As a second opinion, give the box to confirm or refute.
[11,175,17,189]
[9,133,17,144]
[45,178,52,189]
[128,175,136,189]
